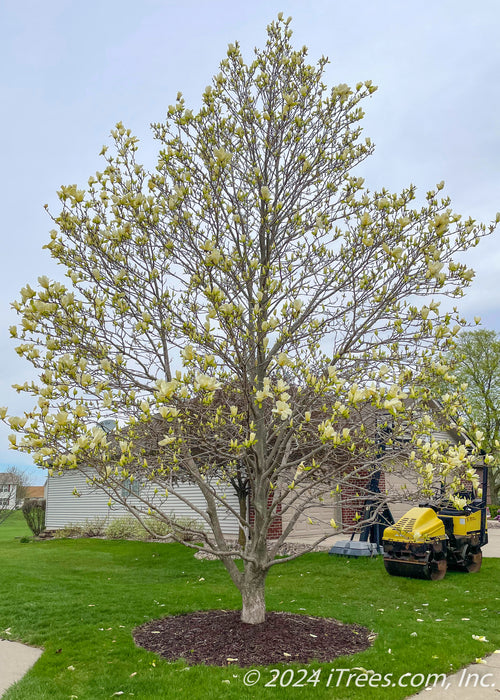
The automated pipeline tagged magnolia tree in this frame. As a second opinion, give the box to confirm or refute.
[4,17,498,624]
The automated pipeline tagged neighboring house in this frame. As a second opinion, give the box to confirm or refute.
[0,473,17,510]
[45,469,241,536]
[25,485,46,502]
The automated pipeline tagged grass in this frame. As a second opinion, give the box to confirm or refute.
[0,515,498,699]
[0,510,32,541]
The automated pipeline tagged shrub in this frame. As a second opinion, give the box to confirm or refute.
[144,515,205,540]
[105,517,147,540]
[53,523,85,539]
[53,518,107,539]
[80,517,106,537]
[144,517,172,538]
[50,515,205,540]
[104,515,205,541]
[170,516,205,541]
[488,504,499,519]
[22,499,46,536]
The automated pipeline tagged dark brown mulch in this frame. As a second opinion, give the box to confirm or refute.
[133,610,373,667]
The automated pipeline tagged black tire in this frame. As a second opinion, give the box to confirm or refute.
[462,547,482,573]
[424,554,447,581]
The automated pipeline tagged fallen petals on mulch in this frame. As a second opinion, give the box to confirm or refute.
[133,610,373,667]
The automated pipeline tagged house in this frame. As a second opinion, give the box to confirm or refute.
[44,401,486,543]
[0,473,18,510]
[44,415,241,537]
[45,468,241,536]
[281,399,488,539]
[25,485,46,502]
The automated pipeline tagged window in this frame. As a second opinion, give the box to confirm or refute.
[0,485,10,493]
[0,498,9,507]
[121,478,141,499]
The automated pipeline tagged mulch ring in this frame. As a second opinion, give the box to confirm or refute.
[133,610,374,667]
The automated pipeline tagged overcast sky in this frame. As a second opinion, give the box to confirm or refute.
[1,0,499,484]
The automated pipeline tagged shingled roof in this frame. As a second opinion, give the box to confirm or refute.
[25,486,45,499]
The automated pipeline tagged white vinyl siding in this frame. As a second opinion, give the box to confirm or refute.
[0,483,17,509]
[45,470,239,535]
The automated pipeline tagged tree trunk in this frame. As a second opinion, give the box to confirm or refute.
[240,563,267,625]
[238,494,248,548]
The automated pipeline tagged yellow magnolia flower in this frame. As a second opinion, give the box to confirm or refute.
[272,400,292,421]
[181,345,195,362]
[319,422,339,442]
[277,352,293,367]
[451,495,468,510]
[348,385,365,403]
[206,249,222,265]
[260,186,272,202]
[243,432,257,447]
[55,411,69,426]
[276,379,289,393]
[8,416,27,429]
[427,261,444,277]
[213,147,232,167]
[194,374,221,392]
[383,397,403,413]
[156,379,179,399]
[158,435,176,446]
[100,359,112,372]
[158,405,180,419]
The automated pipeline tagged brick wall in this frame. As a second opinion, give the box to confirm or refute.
[340,471,386,527]
[249,492,283,540]
[248,469,390,537]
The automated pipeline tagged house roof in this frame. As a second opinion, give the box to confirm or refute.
[0,473,15,484]
[25,486,45,499]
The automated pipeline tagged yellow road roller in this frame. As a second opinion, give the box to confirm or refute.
[382,469,488,580]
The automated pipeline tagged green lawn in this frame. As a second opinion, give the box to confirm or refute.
[0,510,31,541]
[0,516,498,699]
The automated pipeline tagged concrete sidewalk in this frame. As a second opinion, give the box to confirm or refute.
[0,639,42,697]
[411,651,500,699]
